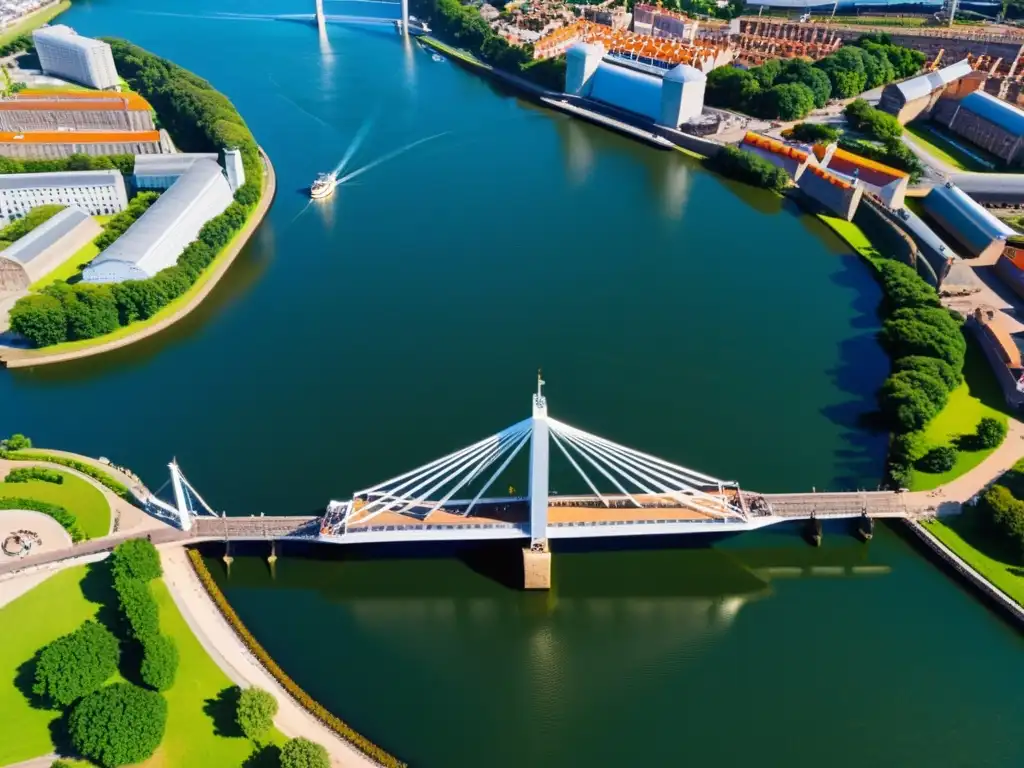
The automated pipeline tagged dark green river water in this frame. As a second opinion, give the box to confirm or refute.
[0,0,1021,764]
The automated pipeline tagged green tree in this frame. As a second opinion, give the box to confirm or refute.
[844,98,902,142]
[751,58,781,89]
[761,82,815,120]
[33,620,120,707]
[112,538,163,582]
[876,260,939,310]
[879,369,948,432]
[2,433,31,450]
[280,738,330,768]
[975,417,1008,449]
[705,66,761,110]
[114,575,160,641]
[776,59,832,108]
[69,683,167,768]
[9,293,68,347]
[789,122,839,143]
[710,146,789,192]
[236,687,279,743]
[916,445,957,473]
[140,635,179,692]
[894,355,959,391]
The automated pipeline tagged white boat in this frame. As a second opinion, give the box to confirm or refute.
[310,171,337,200]
[395,16,431,36]
[432,53,445,62]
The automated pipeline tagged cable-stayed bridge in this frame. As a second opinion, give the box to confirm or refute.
[146,375,927,585]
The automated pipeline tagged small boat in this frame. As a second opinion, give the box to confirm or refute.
[395,16,431,36]
[432,53,445,62]
[310,171,337,200]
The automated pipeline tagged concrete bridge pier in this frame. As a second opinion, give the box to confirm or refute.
[268,539,278,564]
[222,540,234,566]
[523,540,551,589]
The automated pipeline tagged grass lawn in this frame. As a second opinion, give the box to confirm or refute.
[905,122,994,172]
[0,565,103,766]
[143,579,285,767]
[818,215,882,262]
[908,341,1010,491]
[29,239,98,290]
[0,469,110,538]
[0,0,70,47]
[923,512,1024,607]
[422,36,486,68]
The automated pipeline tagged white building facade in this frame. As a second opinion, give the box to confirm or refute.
[82,159,233,284]
[0,169,127,222]
[32,25,120,90]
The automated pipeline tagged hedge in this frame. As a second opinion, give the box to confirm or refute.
[0,497,83,541]
[187,549,406,768]
[113,573,160,641]
[0,450,131,499]
[5,467,64,484]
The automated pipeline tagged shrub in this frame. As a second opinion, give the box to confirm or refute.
[237,686,278,743]
[844,98,902,142]
[710,145,789,192]
[875,260,939,311]
[889,430,927,465]
[974,417,1008,450]
[790,122,840,143]
[9,293,67,347]
[759,82,816,120]
[69,683,167,768]
[2,433,32,450]
[977,484,1024,562]
[0,497,83,541]
[112,538,162,582]
[114,575,159,641]
[879,369,948,432]
[916,445,957,473]
[880,310,966,372]
[186,550,406,767]
[894,356,959,391]
[0,204,64,243]
[140,634,179,692]
[33,620,120,707]
[888,461,912,489]
[280,738,330,768]
[0,451,130,499]
[5,467,64,484]
[50,761,75,768]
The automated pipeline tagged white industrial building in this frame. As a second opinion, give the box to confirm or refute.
[134,148,246,192]
[0,207,102,290]
[565,42,706,128]
[82,159,234,284]
[0,169,127,222]
[32,25,120,90]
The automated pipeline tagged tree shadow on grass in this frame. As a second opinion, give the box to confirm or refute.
[243,744,282,768]
[14,649,47,709]
[78,558,144,687]
[204,685,243,738]
[46,707,75,758]
[942,506,1022,566]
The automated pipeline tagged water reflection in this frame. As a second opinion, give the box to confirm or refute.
[561,119,594,187]
[658,156,690,220]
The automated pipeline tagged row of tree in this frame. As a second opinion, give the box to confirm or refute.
[0,204,64,249]
[706,34,926,121]
[235,687,332,768]
[709,144,789,192]
[0,153,135,177]
[103,39,262,200]
[410,0,567,90]
[31,540,173,767]
[9,189,255,347]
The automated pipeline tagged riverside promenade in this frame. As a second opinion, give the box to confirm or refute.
[0,147,277,369]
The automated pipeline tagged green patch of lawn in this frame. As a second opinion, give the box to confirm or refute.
[0,565,102,766]
[905,122,994,172]
[143,578,284,767]
[909,340,1010,491]
[0,469,110,538]
[30,239,98,290]
[0,0,70,48]
[923,512,1024,606]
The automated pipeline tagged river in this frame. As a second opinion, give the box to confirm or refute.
[3,0,1022,765]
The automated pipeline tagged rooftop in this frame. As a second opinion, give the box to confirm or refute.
[742,132,810,163]
[3,92,152,112]
[959,90,1024,137]
[33,24,110,52]
[133,153,219,176]
[812,144,908,182]
[893,59,974,103]
[925,181,1015,243]
[0,206,88,266]
[0,130,161,144]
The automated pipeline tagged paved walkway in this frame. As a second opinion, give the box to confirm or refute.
[159,546,378,768]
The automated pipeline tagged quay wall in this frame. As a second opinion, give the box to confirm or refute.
[903,519,1024,630]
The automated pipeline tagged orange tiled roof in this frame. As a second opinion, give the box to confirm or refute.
[813,144,908,180]
[805,162,853,190]
[0,130,160,143]
[742,132,810,162]
[12,91,152,111]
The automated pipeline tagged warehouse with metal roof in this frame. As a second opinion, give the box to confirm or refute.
[0,169,127,222]
[133,152,219,191]
[921,181,1015,263]
[878,59,976,124]
[0,207,101,291]
[81,159,233,284]
[937,90,1024,166]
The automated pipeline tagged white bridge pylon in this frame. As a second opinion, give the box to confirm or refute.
[329,375,748,538]
[144,460,220,532]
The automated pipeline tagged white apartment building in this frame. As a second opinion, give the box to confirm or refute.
[32,25,120,90]
[0,169,127,222]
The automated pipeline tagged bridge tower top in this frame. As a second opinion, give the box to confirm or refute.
[528,370,550,545]
[533,368,547,417]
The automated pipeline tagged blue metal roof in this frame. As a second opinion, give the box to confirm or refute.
[922,181,1014,252]
[959,91,1024,137]
[589,61,662,122]
[1,206,88,266]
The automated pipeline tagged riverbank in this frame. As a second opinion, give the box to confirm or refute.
[166,547,392,767]
[0,146,275,369]
[0,0,70,47]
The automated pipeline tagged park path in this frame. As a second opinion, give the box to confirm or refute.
[159,546,379,768]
